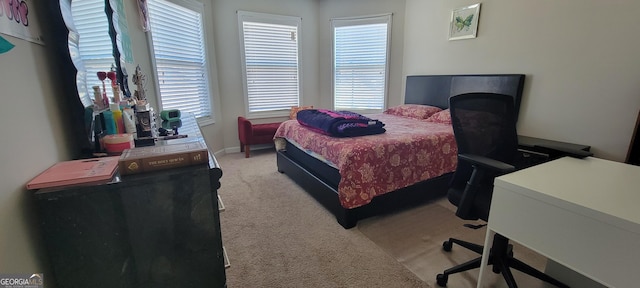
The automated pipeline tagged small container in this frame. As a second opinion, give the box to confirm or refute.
[103,134,134,155]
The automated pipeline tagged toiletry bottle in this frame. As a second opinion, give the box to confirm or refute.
[93,86,103,109]
[122,107,137,139]
[112,85,121,104]
[110,103,125,134]
[103,110,117,135]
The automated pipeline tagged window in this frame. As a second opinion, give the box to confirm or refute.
[332,14,392,111]
[238,11,302,118]
[147,0,212,121]
[71,0,116,107]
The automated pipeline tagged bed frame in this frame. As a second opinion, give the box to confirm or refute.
[277,74,526,228]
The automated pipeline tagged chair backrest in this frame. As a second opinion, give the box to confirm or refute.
[448,93,519,221]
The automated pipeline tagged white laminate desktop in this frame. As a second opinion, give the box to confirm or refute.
[477,157,640,288]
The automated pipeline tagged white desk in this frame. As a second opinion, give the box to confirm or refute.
[477,157,640,288]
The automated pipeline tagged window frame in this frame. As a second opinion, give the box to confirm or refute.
[146,0,215,125]
[331,14,392,113]
[237,10,303,119]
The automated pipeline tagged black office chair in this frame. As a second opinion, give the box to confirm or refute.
[436,93,568,288]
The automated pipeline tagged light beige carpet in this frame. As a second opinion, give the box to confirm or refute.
[217,150,554,287]
[217,150,429,288]
[358,199,554,288]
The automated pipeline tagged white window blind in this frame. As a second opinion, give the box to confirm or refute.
[238,11,301,117]
[71,0,115,106]
[332,14,391,111]
[147,0,212,120]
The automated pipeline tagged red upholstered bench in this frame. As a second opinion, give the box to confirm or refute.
[238,117,282,158]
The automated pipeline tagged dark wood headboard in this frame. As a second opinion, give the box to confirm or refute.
[404,74,526,120]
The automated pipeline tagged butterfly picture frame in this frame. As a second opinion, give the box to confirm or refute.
[449,3,481,40]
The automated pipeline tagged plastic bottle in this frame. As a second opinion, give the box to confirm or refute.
[103,110,117,135]
[110,103,125,134]
[122,108,137,139]
[92,86,103,109]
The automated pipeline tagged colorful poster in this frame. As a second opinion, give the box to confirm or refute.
[0,0,44,45]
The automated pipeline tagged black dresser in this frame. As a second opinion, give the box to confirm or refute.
[33,116,226,288]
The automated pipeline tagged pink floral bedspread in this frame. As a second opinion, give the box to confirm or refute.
[274,113,458,209]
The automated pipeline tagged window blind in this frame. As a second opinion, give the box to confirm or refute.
[238,11,301,117]
[71,0,115,106]
[332,15,391,111]
[147,0,211,119]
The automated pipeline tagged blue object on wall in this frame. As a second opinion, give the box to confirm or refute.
[0,35,15,54]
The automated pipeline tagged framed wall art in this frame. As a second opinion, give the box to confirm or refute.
[449,3,481,40]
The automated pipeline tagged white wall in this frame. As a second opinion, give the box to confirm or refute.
[0,36,69,284]
[403,0,640,161]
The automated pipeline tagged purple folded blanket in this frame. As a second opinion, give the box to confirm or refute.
[296,109,386,137]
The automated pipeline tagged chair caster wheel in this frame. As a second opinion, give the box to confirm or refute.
[442,240,453,252]
[436,273,448,287]
[492,265,501,274]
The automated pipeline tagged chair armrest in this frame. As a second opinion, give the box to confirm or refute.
[459,154,516,174]
[455,154,515,221]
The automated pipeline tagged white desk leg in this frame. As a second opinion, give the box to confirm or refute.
[477,228,495,288]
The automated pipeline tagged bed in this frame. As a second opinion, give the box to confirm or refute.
[275,74,526,228]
